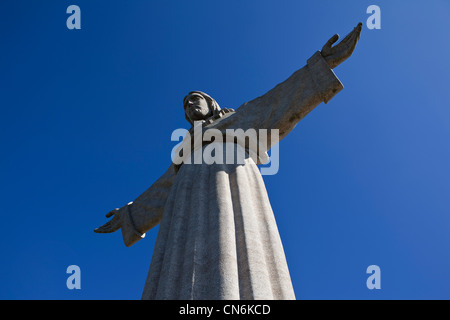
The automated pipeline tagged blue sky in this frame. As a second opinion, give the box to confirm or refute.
[1,0,449,299]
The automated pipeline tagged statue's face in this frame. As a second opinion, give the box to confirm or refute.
[184,93,211,122]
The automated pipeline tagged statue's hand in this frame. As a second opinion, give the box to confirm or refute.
[321,22,362,69]
[94,208,121,233]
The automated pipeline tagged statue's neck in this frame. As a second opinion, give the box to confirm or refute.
[188,108,235,134]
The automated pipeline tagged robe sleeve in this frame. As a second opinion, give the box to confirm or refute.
[118,164,176,247]
[216,51,344,149]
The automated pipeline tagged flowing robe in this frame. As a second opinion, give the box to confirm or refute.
[117,51,344,299]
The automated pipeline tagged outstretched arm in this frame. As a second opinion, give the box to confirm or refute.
[95,164,176,247]
[215,23,362,149]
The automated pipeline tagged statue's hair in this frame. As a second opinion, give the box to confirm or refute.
[183,91,221,126]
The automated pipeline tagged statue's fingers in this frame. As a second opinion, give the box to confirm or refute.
[345,23,363,45]
[346,25,362,51]
[94,224,111,233]
[322,34,339,54]
[106,208,119,218]
[355,22,362,40]
[338,31,358,57]
[341,28,356,45]
[329,34,340,45]
[334,31,360,63]
[94,221,118,233]
[95,215,121,233]
[96,220,113,231]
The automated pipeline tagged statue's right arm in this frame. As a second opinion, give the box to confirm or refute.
[214,23,362,151]
[95,164,176,247]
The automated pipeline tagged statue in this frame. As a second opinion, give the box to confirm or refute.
[95,23,362,300]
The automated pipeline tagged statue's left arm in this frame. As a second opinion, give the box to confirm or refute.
[218,23,362,149]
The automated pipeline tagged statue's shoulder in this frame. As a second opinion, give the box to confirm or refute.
[188,108,236,134]
[204,108,235,126]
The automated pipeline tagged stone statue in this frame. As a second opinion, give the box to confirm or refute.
[95,23,362,300]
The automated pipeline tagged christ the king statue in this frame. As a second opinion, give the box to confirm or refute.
[95,23,362,300]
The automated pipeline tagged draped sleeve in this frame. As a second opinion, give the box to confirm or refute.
[118,164,176,247]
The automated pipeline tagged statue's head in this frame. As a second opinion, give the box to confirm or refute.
[183,91,221,126]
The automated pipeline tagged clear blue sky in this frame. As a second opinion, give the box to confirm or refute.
[1,0,449,299]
